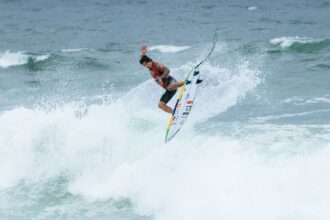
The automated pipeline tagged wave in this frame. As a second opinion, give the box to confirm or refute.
[283,96,330,105]
[70,140,330,220]
[4,43,329,220]
[270,37,330,53]
[248,6,258,10]
[0,51,50,68]
[251,109,330,123]
[270,37,316,48]
[1,103,330,220]
[0,46,262,188]
[311,63,330,70]
[61,48,91,53]
[148,45,191,53]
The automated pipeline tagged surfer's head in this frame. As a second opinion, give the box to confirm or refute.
[139,55,153,69]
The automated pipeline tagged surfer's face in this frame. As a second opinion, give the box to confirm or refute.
[143,61,153,70]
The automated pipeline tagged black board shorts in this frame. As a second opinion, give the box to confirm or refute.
[160,76,177,104]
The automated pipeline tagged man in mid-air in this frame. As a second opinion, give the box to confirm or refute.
[139,46,184,113]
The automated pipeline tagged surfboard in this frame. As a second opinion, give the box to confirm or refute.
[165,69,202,143]
[164,32,218,143]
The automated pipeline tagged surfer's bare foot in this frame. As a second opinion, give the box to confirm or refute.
[158,102,172,113]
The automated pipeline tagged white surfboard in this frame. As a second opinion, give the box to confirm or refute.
[165,69,202,143]
[164,32,218,143]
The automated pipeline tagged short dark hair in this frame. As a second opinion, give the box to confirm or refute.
[139,55,152,65]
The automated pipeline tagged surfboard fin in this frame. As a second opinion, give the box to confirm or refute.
[196,79,203,84]
[185,80,192,85]
[193,71,200,76]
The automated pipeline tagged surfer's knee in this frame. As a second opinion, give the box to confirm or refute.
[166,82,182,91]
[173,81,184,89]
[158,102,172,113]
[166,84,174,90]
[158,102,166,109]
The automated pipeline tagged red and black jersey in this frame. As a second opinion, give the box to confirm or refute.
[149,61,169,88]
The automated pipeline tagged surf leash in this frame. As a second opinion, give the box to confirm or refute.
[184,32,218,79]
[195,32,218,69]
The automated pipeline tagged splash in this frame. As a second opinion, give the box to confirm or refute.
[0,46,262,190]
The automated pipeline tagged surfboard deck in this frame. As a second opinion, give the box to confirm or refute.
[165,69,201,143]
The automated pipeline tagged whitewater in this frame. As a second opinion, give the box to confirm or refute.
[1,0,330,219]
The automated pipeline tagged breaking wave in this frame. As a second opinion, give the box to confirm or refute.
[0,51,50,68]
[149,45,191,53]
[270,37,330,53]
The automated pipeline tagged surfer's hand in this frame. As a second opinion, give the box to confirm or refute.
[140,45,147,55]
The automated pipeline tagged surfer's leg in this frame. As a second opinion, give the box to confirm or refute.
[165,76,184,91]
[159,89,177,113]
[158,101,172,113]
[166,81,184,91]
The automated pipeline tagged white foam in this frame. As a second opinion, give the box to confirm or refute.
[1,94,330,220]
[0,51,29,68]
[251,109,330,123]
[62,48,90,52]
[0,51,50,68]
[248,6,258,10]
[35,54,50,61]
[283,96,330,105]
[68,135,330,220]
[270,36,316,48]
[149,45,191,53]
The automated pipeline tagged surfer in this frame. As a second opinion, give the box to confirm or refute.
[139,46,184,113]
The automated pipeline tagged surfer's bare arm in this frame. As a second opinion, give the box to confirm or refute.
[140,45,147,57]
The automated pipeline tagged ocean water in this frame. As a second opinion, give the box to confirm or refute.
[1,0,330,219]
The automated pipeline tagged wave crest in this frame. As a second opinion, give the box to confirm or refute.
[270,37,330,53]
[149,45,191,53]
[0,51,50,68]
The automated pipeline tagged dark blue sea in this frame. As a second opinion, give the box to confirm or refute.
[1,0,330,219]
